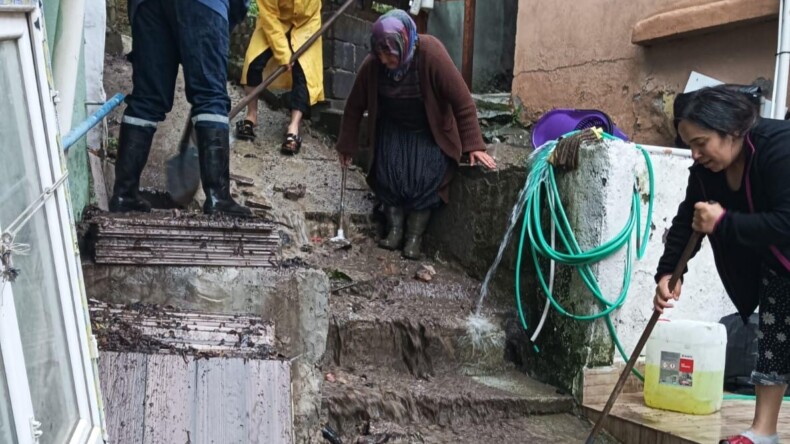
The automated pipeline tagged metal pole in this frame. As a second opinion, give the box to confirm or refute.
[462,0,476,89]
[63,93,126,151]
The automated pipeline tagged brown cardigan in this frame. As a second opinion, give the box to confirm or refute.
[335,34,487,202]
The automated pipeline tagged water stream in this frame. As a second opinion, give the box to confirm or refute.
[474,178,531,315]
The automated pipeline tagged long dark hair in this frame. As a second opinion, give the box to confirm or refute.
[674,85,760,139]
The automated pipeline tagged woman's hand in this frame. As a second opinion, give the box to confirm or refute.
[653,274,682,313]
[692,201,725,234]
[470,151,497,169]
[339,153,352,167]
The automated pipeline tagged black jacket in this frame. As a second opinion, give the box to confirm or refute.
[656,118,790,321]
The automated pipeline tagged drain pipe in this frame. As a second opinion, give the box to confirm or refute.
[772,0,790,119]
[51,0,87,136]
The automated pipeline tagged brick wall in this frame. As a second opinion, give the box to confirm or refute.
[322,0,408,102]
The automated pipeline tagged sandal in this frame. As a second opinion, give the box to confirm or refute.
[235,119,256,141]
[720,437,755,444]
[281,133,302,155]
[720,431,780,444]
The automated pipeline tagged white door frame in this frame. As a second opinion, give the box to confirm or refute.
[0,5,103,444]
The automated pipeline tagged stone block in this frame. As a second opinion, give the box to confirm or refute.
[326,40,356,72]
[325,69,356,99]
[327,13,372,45]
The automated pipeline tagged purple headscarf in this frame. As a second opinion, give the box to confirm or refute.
[370,9,419,81]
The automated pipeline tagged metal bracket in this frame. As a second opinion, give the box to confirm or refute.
[0,237,20,284]
[30,418,42,441]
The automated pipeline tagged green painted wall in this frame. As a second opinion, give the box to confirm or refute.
[67,43,90,221]
[43,0,92,221]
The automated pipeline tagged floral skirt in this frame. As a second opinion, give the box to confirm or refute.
[752,266,790,386]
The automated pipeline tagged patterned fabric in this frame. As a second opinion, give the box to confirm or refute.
[370,9,419,81]
[751,266,790,386]
[373,118,448,211]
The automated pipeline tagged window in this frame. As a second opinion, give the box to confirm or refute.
[0,7,103,444]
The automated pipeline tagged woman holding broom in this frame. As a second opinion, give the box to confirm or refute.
[654,85,790,444]
[237,0,324,154]
[335,9,496,259]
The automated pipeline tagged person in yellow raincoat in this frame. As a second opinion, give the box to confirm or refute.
[237,0,324,154]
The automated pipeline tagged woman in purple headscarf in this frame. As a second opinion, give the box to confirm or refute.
[335,9,496,259]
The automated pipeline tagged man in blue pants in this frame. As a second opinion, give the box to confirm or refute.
[110,0,251,217]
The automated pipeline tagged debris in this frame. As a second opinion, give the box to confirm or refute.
[415,264,437,282]
[280,257,309,269]
[355,434,391,444]
[325,269,353,282]
[321,425,343,444]
[283,184,307,201]
[86,213,279,267]
[243,153,258,159]
[229,173,255,187]
[325,373,336,383]
[246,198,273,210]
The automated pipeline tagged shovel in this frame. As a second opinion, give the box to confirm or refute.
[166,0,359,205]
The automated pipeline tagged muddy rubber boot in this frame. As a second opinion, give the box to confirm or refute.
[196,126,252,218]
[378,206,405,250]
[109,122,155,213]
[402,209,431,260]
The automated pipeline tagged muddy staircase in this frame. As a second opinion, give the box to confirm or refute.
[312,238,611,443]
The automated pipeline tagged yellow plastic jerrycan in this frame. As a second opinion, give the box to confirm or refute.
[644,319,727,415]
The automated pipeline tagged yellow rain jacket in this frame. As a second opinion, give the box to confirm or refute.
[241,0,325,106]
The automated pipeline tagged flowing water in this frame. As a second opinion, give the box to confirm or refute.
[474,179,532,315]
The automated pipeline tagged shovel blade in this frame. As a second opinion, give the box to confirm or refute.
[166,135,201,206]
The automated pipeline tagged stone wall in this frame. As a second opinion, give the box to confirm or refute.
[320,1,410,103]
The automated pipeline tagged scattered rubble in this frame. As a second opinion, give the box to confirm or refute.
[414,264,437,282]
[89,300,280,360]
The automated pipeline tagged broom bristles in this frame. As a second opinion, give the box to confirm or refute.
[547,127,602,171]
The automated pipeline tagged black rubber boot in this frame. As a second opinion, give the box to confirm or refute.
[378,206,405,250]
[196,126,252,217]
[109,122,155,213]
[402,210,431,260]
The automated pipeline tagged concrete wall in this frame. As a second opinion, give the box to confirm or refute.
[428,0,518,92]
[82,265,331,443]
[513,0,779,145]
[605,146,732,359]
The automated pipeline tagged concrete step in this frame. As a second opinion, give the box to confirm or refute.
[326,414,619,444]
[321,367,576,438]
[319,240,511,378]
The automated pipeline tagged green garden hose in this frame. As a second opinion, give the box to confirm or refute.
[515,133,789,401]
[515,132,653,380]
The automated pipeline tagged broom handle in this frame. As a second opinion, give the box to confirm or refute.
[338,167,347,232]
[178,0,358,148]
[585,230,703,443]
